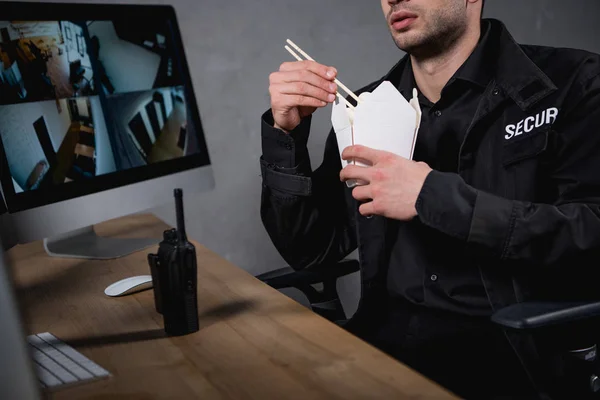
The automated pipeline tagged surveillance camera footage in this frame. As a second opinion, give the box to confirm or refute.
[0,96,112,193]
[0,21,96,105]
[0,19,200,194]
[86,19,182,95]
[106,86,199,170]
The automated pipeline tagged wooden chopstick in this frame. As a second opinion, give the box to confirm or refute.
[284,45,355,111]
[285,38,361,105]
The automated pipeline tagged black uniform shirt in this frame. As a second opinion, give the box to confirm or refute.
[385,20,495,316]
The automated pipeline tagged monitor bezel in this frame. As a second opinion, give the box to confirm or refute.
[0,2,211,213]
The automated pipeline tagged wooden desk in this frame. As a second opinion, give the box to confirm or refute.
[9,214,457,399]
[79,125,95,134]
[74,144,94,158]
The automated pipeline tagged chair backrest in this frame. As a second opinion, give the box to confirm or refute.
[256,260,360,323]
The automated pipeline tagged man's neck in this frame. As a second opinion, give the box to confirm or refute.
[411,22,482,103]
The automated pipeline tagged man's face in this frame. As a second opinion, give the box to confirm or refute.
[381,0,469,55]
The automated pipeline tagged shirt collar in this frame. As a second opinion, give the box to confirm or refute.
[382,19,557,110]
[452,19,493,88]
[396,20,492,98]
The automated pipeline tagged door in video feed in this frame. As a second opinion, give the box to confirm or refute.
[87,19,200,171]
[0,20,114,193]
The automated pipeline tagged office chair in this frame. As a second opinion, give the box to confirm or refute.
[69,60,85,84]
[491,300,600,399]
[256,259,359,323]
[69,60,90,94]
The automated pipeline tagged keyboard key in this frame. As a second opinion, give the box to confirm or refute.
[32,362,62,388]
[27,332,111,390]
[37,332,110,377]
[28,335,94,381]
[29,347,78,384]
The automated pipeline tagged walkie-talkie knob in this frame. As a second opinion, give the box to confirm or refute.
[165,229,178,243]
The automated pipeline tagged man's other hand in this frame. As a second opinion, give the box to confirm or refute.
[340,145,433,220]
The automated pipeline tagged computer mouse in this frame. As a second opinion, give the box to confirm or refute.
[104,275,153,297]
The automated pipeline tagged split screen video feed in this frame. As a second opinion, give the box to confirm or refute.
[0,20,199,194]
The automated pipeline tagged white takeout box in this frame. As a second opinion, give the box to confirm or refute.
[331,81,422,187]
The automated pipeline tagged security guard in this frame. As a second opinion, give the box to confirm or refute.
[260,0,600,398]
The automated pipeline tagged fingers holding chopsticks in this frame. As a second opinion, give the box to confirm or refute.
[269,59,341,132]
[272,65,337,91]
[270,67,338,103]
[270,83,333,108]
[269,81,333,110]
[279,60,337,80]
[270,39,358,132]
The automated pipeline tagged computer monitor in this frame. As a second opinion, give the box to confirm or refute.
[0,240,42,400]
[0,2,214,259]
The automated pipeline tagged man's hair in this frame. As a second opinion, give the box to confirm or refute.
[481,0,486,16]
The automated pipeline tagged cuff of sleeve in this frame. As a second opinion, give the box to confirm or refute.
[415,170,478,241]
[260,157,312,196]
[261,109,311,167]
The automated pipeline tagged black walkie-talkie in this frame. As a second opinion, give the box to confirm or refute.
[148,189,199,336]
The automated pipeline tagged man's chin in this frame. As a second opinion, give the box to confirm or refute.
[390,31,422,52]
[392,38,420,54]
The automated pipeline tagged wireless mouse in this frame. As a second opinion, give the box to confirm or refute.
[104,275,153,297]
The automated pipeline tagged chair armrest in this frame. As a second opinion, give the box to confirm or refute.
[491,301,600,330]
[255,260,359,290]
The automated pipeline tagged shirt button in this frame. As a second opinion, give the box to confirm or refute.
[434,110,442,117]
[430,274,438,282]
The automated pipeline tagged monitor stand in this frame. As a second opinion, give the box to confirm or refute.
[43,225,160,260]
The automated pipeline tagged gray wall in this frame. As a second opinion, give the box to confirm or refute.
[8,0,600,316]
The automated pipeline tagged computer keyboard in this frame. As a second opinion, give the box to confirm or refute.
[27,332,110,390]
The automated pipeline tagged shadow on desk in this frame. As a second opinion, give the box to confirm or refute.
[63,299,258,348]
[65,328,168,348]
[200,299,257,320]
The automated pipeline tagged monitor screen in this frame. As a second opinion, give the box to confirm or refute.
[0,3,210,213]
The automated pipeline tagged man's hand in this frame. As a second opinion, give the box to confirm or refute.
[269,60,338,133]
[340,145,433,220]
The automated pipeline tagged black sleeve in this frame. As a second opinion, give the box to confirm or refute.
[415,69,600,267]
[259,110,357,270]
[261,110,312,169]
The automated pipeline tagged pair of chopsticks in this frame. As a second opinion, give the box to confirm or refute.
[285,39,360,110]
